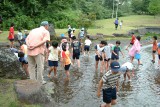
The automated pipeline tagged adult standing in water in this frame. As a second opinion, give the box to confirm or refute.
[114,18,119,30]
[8,23,15,48]
[26,21,50,84]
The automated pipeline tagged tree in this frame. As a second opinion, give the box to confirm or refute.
[148,0,160,17]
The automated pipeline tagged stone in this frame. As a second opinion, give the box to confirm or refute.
[48,24,56,40]
[14,80,55,106]
[0,48,24,78]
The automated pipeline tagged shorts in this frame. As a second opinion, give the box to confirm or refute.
[103,87,117,104]
[111,55,119,60]
[152,51,156,53]
[19,57,28,64]
[65,64,71,71]
[80,36,84,39]
[73,53,80,59]
[9,39,14,42]
[95,55,102,61]
[48,60,58,67]
[104,58,110,62]
[158,55,160,60]
[84,45,90,51]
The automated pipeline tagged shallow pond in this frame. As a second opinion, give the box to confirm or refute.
[44,44,160,107]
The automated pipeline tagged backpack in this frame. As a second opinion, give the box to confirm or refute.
[73,41,80,53]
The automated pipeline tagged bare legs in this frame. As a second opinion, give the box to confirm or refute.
[48,67,57,78]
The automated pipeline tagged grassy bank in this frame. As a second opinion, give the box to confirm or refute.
[0,79,41,107]
[0,15,160,43]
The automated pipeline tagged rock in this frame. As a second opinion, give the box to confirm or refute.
[0,42,20,48]
[14,80,55,106]
[112,33,127,37]
[48,24,56,40]
[0,48,24,78]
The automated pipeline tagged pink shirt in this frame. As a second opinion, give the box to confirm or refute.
[129,39,141,57]
[26,26,50,56]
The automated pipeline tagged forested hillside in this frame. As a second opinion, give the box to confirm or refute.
[0,0,160,30]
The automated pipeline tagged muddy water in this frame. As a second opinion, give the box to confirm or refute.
[44,44,160,107]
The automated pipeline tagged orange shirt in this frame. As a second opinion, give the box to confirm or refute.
[8,27,14,39]
[152,40,158,51]
[62,50,71,65]
[26,26,50,56]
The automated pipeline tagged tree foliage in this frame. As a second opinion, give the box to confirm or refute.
[0,0,158,30]
[148,0,160,16]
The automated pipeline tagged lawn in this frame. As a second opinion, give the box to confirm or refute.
[0,15,160,43]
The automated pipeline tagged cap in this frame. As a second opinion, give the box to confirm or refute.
[81,28,84,30]
[110,61,120,72]
[41,21,49,26]
[73,28,76,30]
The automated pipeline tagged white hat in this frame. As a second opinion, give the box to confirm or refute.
[73,28,76,30]
[81,28,84,30]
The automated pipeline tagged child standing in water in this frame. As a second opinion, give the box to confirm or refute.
[151,36,158,63]
[111,41,124,62]
[84,35,92,56]
[157,44,160,68]
[129,36,142,65]
[71,36,81,68]
[120,62,134,82]
[62,43,71,80]
[95,41,107,73]
[47,41,60,78]
[97,61,121,107]
[104,42,112,72]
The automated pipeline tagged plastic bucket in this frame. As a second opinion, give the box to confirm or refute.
[135,53,141,60]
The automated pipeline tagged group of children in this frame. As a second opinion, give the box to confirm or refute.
[8,24,160,107]
[96,33,160,107]
[46,34,92,80]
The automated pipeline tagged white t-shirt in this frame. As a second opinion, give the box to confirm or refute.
[121,62,133,70]
[104,45,111,59]
[48,46,60,61]
[95,44,104,55]
[17,32,23,40]
[120,22,122,26]
[85,39,92,46]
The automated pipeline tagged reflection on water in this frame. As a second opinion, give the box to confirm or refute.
[45,45,160,107]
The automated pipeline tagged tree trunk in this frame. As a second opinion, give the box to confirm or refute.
[112,0,115,18]
[115,1,119,18]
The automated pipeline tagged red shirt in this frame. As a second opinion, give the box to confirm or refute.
[131,35,136,44]
[152,40,158,51]
[8,27,14,39]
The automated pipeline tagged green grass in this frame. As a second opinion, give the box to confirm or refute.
[0,15,160,42]
[0,79,41,107]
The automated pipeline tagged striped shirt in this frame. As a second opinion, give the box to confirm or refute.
[102,70,120,89]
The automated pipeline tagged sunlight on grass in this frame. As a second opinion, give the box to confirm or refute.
[0,15,160,42]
